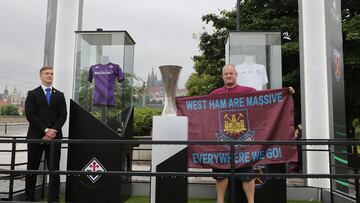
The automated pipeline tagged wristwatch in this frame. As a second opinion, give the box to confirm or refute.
[44,128,49,133]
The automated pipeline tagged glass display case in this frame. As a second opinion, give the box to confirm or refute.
[225,31,282,90]
[72,30,135,134]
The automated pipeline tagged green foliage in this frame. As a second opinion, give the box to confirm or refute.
[343,14,360,122]
[186,73,219,96]
[352,118,360,136]
[188,10,235,95]
[133,107,161,137]
[133,84,146,107]
[78,69,92,111]
[0,104,19,116]
[115,72,133,110]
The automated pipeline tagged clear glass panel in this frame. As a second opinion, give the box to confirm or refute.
[225,32,282,90]
[73,31,135,134]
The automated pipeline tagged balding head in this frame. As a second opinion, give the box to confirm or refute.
[222,64,237,74]
[222,64,237,88]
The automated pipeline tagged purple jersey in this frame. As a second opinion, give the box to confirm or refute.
[88,63,125,106]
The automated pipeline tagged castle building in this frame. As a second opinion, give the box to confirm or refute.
[145,68,188,105]
[146,68,164,103]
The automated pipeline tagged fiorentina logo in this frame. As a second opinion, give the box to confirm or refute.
[216,109,255,148]
[82,157,106,183]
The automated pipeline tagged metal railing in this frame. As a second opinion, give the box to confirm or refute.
[0,137,359,203]
[0,135,47,201]
[0,122,28,135]
[329,143,359,202]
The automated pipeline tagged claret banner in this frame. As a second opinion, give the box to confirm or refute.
[176,88,297,169]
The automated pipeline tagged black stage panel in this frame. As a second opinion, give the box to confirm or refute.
[156,148,188,203]
[66,100,131,203]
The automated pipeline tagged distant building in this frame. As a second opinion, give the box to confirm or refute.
[0,85,26,114]
[1,86,10,103]
[146,68,164,104]
[8,87,22,105]
[145,68,188,105]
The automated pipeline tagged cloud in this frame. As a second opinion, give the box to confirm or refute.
[0,0,235,91]
[82,0,235,88]
[0,0,47,93]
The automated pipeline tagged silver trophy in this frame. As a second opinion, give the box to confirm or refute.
[159,65,182,116]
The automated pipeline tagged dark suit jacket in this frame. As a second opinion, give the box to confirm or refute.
[25,86,67,139]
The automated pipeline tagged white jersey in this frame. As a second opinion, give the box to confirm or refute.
[235,63,268,90]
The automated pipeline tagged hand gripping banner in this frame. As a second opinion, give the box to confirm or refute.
[176,88,298,169]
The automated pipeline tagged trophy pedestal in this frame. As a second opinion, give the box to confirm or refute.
[151,116,188,203]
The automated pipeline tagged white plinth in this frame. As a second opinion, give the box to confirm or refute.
[150,116,188,203]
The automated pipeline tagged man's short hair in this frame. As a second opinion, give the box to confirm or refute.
[222,64,237,74]
[39,65,53,73]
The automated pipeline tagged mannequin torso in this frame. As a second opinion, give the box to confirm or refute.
[235,56,268,90]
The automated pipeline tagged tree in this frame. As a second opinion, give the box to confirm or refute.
[133,107,161,137]
[187,9,236,95]
[188,0,360,126]
[343,12,360,125]
[0,104,19,116]
[133,85,145,107]
[186,73,218,96]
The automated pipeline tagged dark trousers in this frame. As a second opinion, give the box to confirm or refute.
[25,142,61,202]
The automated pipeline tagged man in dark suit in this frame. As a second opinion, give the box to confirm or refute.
[25,65,67,202]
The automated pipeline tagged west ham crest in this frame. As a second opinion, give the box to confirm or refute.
[253,164,268,189]
[216,109,255,148]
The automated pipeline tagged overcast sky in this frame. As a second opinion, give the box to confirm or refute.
[0,0,47,95]
[0,0,236,95]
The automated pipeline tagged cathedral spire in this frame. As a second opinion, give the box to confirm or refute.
[4,85,9,96]
[151,67,155,78]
